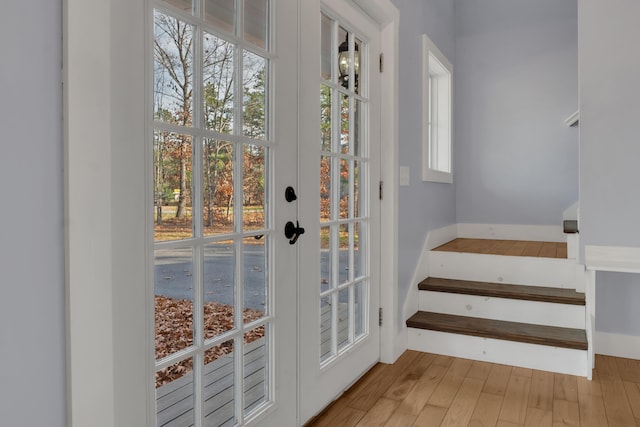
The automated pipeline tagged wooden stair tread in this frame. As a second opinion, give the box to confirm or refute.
[418,277,585,305]
[432,238,567,259]
[406,311,588,350]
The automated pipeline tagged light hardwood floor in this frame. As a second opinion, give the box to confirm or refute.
[306,351,640,427]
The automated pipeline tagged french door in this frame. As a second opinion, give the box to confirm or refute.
[298,0,381,422]
[150,0,297,426]
[149,0,380,425]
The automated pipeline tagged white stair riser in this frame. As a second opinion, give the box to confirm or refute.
[408,328,588,377]
[429,251,575,288]
[419,291,585,329]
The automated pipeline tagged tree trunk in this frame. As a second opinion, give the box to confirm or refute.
[155,139,164,225]
[206,148,215,227]
[156,205,163,225]
[226,195,232,222]
[176,155,187,218]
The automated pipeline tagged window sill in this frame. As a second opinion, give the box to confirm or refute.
[422,168,452,183]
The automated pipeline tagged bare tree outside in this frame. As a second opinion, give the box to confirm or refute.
[153,10,267,239]
[153,7,269,389]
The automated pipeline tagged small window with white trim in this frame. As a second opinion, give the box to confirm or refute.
[422,34,452,183]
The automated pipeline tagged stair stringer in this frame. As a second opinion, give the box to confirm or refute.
[401,224,458,332]
[429,251,577,289]
[408,328,588,377]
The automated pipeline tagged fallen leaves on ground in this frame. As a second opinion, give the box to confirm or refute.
[155,296,265,387]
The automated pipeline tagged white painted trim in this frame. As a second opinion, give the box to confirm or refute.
[565,110,580,127]
[457,223,565,242]
[408,329,589,377]
[350,0,400,365]
[401,240,428,333]
[64,1,115,425]
[574,263,586,293]
[586,270,596,375]
[567,234,579,260]
[583,244,640,375]
[351,0,396,26]
[402,224,457,330]
[595,331,640,360]
[64,0,148,425]
[427,223,459,249]
[585,245,640,273]
[399,224,456,363]
[422,34,453,184]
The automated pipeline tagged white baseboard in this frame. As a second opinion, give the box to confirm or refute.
[457,223,565,243]
[427,224,458,249]
[391,326,408,364]
[594,331,640,360]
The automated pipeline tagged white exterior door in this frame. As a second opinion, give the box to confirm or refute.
[298,0,382,422]
[150,1,298,426]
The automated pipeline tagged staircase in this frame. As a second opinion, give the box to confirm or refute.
[406,238,589,377]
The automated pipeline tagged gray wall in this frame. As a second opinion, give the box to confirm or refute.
[454,0,579,226]
[596,272,640,336]
[393,0,456,326]
[579,0,640,337]
[0,2,66,426]
[579,0,640,251]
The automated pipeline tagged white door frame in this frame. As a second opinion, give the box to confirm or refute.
[64,0,399,425]
[349,0,401,365]
[376,0,401,365]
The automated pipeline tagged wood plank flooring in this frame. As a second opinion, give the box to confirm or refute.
[306,351,640,427]
[433,238,568,259]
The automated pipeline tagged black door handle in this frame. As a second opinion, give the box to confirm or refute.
[284,221,305,245]
[285,186,298,202]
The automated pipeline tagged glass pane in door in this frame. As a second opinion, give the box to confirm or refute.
[156,357,195,426]
[152,2,275,424]
[244,0,268,49]
[318,13,371,366]
[204,242,235,339]
[154,132,194,241]
[203,340,236,426]
[205,0,234,32]
[202,139,234,236]
[155,247,194,361]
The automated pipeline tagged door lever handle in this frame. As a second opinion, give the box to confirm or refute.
[284,221,305,245]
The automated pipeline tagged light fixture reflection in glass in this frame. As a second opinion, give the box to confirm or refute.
[337,35,359,90]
